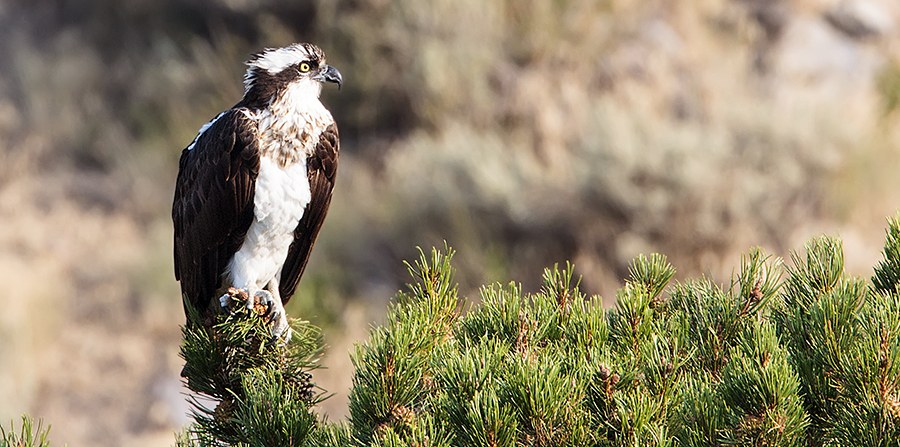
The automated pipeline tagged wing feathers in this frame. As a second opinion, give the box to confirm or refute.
[278,123,340,303]
[173,109,260,314]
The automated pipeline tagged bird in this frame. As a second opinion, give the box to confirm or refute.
[172,43,341,339]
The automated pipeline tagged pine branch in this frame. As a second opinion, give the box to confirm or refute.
[178,295,324,447]
[874,213,900,295]
[0,416,52,447]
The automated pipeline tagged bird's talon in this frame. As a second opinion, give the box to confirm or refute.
[217,288,290,342]
[219,287,251,314]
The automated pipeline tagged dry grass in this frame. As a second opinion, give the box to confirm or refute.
[317,0,900,297]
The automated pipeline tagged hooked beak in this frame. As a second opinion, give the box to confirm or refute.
[315,65,343,90]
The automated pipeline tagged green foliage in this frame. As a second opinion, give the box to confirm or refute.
[716,322,807,446]
[172,214,900,446]
[177,297,325,447]
[875,214,900,294]
[344,246,801,446]
[0,416,52,447]
[770,216,900,445]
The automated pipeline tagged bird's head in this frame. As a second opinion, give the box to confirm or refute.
[241,43,342,109]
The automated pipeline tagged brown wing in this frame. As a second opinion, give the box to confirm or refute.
[278,123,339,303]
[173,109,260,316]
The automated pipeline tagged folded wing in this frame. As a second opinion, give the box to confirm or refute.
[279,123,339,303]
[172,109,261,314]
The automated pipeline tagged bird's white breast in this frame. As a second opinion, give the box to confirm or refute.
[226,157,311,289]
[224,80,333,291]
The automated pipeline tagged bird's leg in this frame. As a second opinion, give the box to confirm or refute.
[261,278,291,343]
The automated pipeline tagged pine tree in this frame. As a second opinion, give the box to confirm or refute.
[177,292,325,447]
[171,215,900,446]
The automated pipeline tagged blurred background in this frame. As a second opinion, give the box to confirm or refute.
[1,0,899,445]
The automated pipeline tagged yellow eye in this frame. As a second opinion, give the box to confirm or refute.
[299,62,311,72]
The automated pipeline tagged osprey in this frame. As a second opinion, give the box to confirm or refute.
[172,43,341,338]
